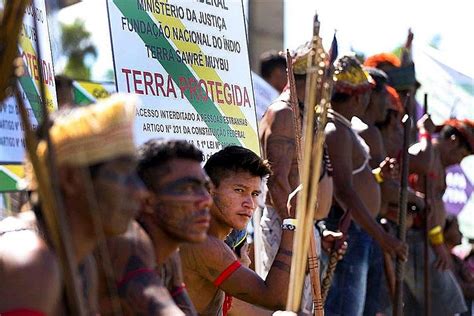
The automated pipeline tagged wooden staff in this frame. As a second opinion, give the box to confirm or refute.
[286,49,303,167]
[286,47,324,315]
[393,94,412,316]
[423,93,431,316]
[7,1,87,312]
[381,220,396,302]
[286,13,333,315]
[286,46,323,315]
[0,0,30,102]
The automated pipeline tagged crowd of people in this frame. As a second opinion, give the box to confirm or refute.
[0,12,473,316]
[255,33,474,316]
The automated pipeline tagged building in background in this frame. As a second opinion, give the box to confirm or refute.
[247,0,284,73]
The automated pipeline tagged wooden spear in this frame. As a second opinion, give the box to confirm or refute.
[286,13,332,315]
[286,47,324,315]
[286,49,302,167]
[393,94,411,316]
[0,0,29,102]
[423,93,431,316]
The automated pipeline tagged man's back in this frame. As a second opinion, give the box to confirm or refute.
[259,92,299,215]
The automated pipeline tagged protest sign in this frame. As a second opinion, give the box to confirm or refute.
[0,0,57,164]
[106,0,259,159]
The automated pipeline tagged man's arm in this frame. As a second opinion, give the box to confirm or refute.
[409,115,435,175]
[116,255,184,316]
[264,108,297,219]
[429,183,453,271]
[227,243,273,315]
[380,179,425,212]
[182,231,295,311]
[99,223,184,316]
[325,126,407,260]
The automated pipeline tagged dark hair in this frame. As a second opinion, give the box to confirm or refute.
[294,73,306,82]
[331,92,352,103]
[204,146,272,187]
[260,50,286,80]
[365,67,388,92]
[439,125,473,153]
[55,75,73,89]
[137,139,203,189]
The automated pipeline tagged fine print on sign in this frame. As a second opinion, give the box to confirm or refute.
[106,0,259,159]
[0,0,57,164]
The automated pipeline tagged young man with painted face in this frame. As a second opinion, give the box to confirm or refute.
[97,139,213,315]
[181,145,298,316]
[0,95,143,315]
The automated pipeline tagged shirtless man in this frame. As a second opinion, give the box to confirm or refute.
[355,67,430,313]
[364,30,418,142]
[356,67,390,168]
[181,145,298,315]
[357,69,427,221]
[402,120,473,315]
[323,55,408,316]
[97,139,212,315]
[257,43,336,313]
[0,95,143,315]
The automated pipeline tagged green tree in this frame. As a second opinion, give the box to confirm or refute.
[60,19,97,80]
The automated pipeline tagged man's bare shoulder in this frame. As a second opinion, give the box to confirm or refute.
[268,99,292,112]
[106,221,156,276]
[325,120,352,143]
[0,218,61,312]
[361,124,383,139]
[262,101,293,124]
[268,102,294,121]
[180,236,237,281]
[360,125,384,149]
